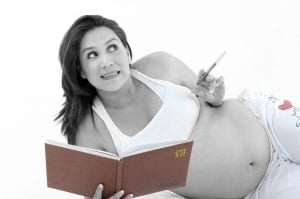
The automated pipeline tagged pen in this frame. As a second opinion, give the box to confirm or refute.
[197,51,226,85]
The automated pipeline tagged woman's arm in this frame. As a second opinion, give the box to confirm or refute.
[132,51,224,106]
[132,51,197,89]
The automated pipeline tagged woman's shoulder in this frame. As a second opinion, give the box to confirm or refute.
[132,51,197,89]
[76,109,108,150]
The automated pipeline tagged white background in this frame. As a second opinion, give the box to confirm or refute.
[0,0,299,198]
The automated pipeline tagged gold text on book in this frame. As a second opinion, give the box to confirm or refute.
[175,148,186,158]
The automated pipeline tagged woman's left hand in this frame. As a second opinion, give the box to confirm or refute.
[192,69,225,107]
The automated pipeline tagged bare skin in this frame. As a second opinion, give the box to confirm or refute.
[172,99,270,198]
[77,52,270,199]
[81,99,270,199]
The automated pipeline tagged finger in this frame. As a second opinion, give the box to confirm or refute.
[197,69,206,85]
[93,184,103,199]
[191,86,205,98]
[216,76,224,87]
[204,74,214,82]
[108,190,125,199]
[123,193,134,199]
[198,74,215,86]
[199,90,214,103]
[198,69,205,76]
[209,79,217,94]
[198,80,210,91]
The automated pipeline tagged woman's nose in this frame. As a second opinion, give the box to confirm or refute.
[100,55,113,69]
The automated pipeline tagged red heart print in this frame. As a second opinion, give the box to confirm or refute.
[278,100,293,110]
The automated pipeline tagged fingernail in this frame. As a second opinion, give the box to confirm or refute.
[199,69,205,75]
[207,76,213,81]
[98,184,103,189]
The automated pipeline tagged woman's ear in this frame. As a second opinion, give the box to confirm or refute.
[125,47,132,63]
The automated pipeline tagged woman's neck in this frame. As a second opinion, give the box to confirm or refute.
[97,77,140,109]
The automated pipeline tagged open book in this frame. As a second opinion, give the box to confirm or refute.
[45,139,193,198]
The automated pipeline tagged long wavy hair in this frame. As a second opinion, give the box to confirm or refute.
[56,15,133,144]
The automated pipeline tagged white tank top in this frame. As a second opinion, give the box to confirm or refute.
[92,69,200,156]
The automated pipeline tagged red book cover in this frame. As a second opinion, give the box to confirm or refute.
[45,140,193,198]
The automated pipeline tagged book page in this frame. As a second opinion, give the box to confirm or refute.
[122,140,191,157]
[46,140,119,160]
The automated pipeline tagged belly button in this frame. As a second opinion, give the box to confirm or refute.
[249,161,255,166]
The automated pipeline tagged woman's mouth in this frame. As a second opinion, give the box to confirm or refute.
[100,71,120,80]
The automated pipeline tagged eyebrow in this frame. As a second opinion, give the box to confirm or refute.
[81,38,119,55]
[105,38,118,45]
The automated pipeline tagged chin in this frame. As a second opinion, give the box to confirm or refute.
[99,81,127,92]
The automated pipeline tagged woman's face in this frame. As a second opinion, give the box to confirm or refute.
[79,26,131,92]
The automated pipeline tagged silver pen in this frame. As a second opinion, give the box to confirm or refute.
[197,52,226,93]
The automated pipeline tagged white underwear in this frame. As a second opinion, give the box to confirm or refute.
[239,89,300,199]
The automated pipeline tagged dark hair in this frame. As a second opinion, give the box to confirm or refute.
[55,15,132,144]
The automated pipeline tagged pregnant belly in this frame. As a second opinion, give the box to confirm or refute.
[173,99,271,198]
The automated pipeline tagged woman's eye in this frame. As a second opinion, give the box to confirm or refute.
[108,44,118,52]
[87,51,98,59]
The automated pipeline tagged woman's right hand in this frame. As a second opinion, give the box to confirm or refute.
[86,184,134,199]
[192,69,225,107]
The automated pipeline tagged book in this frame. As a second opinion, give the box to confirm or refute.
[45,139,193,198]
